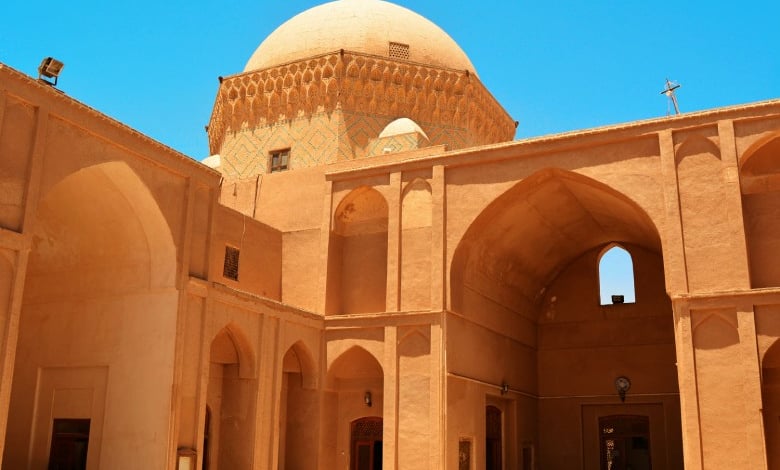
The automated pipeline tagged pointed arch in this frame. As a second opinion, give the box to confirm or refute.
[450,168,661,317]
[740,132,780,288]
[692,313,740,350]
[278,341,320,469]
[204,323,257,470]
[283,340,317,390]
[7,161,179,468]
[333,186,389,236]
[211,323,255,379]
[740,132,780,175]
[674,134,721,166]
[598,243,636,305]
[401,178,433,311]
[763,340,780,386]
[326,345,384,390]
[675,135,734,291]
[401,178,432,229]
[398,328,430,364]
[29,161,177,294]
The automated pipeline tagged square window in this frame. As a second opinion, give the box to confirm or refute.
[269,149,290,173]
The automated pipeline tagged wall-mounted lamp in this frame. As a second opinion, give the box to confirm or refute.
[500,382,509,395]
[364,391,372,407]
[38,57,64,86]
[615,376,631,402]
[176,447,197,470]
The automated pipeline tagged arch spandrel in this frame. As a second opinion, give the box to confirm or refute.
[450,169,664,316]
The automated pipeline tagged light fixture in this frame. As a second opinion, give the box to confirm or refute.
[176,447,197,470]
[612,295,625,304]
[615,376,631,402]
[500,382,509,395]
[38,57,64,86]
[364,391,372,407]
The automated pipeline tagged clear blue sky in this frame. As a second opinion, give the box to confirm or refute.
[2,0,778,159]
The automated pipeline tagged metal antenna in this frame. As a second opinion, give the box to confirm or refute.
[660,78,681,115]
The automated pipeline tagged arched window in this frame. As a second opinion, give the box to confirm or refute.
[599,245,636,305]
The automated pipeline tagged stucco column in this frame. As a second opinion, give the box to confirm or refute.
[429,322,443,470]
[671,300,703,470]
[431,165,445,312]
[253,315,282,469]
[660,130,704,469]
[190,286,211,470]
[0,245,28,460]
[318,180,334,315]
[386,172,402,312]
[383,325,398,470]
[658,129,688,294]
[168,178,197,469]
[737,303,769,467]
[0,104,48,459]
[717,120,751,289]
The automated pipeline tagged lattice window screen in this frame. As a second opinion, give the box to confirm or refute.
[388,42,410,60]
[223,246,240,280]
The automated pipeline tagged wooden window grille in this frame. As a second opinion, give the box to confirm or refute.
[269,149,290,173]
[223,246,240,281]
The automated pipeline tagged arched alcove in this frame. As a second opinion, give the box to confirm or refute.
[397,329,431,468]
[323,346,384,469]
[675,135,733,292]
[327,187,388,314]
[448,168,680,470]
[692,312,745,467]
[4,162,178,469]
[278,342,319,470]
[401,179,433,311]
[205,326,257,470]
[740,134,780,288]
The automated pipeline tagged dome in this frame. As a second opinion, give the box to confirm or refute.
[244,0,477,74]
[379,118,429,140]
[201,154,221,170]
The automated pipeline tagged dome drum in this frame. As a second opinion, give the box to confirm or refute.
[207,50,515,159]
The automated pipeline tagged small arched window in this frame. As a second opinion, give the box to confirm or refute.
[599,245,636,305]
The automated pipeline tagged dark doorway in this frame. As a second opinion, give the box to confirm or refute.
[351,417,382,470]
[599,415,651,470]
[203,407,211,470]
[486,405,502,470]
[47,418,90,470]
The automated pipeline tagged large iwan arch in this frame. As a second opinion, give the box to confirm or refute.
[4,161,178,469]
[448,168,682,470]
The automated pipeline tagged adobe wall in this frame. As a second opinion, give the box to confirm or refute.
[0,64,220,469]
